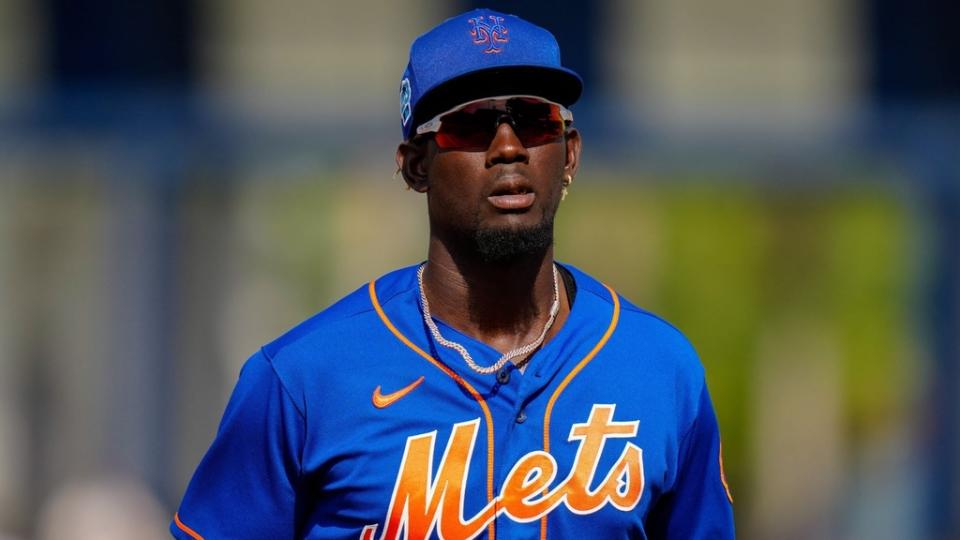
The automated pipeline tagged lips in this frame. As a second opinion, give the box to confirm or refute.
[487,176,536,211]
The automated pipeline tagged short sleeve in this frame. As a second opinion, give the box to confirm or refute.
[646,383,736,539]
[171,350,305,539]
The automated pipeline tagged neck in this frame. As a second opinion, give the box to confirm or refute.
[422,235,566,353]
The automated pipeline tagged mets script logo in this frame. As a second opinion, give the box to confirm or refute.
[360,404,644,539]
[469,15,508,54]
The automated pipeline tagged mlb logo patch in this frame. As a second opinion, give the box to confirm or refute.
[399,78,412,126]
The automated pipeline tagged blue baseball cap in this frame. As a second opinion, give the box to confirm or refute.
[399,9,583,140]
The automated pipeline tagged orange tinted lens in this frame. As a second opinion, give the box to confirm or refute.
[434,108,499,150]
[434,99,566,150]
[506,98,565,147]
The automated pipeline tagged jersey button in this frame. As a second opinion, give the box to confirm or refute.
[496,368,510,384]
[516,410,527,424]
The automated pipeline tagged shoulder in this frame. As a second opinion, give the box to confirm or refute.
[563,262,705,384]
[563,264,711,439]
[255,264,420,379]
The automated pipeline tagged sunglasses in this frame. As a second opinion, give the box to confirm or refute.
[415,95,573,151]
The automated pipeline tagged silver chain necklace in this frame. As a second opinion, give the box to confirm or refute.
[417,263,561,375]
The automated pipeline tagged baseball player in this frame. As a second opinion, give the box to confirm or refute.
[171,8,735,539]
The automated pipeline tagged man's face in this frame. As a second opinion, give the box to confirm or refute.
[400,103,581,262]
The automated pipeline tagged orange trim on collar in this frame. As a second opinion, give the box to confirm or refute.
[368,279,498,540]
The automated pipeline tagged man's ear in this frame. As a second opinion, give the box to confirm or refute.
[563,128,582,179]
[396,140,431,193]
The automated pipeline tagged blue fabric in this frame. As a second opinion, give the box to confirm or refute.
[172,264,735,539]
[399,9,582,139]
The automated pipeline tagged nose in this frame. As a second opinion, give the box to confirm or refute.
[485,120,529,166]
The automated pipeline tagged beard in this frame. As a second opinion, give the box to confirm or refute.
[470,215,555,263]
[430,191,559,264]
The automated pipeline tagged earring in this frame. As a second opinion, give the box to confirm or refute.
[561,173,573,201]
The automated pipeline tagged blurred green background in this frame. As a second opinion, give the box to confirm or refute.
[0,0,957,539]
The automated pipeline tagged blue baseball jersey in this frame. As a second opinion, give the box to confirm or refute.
[171,263,735,539]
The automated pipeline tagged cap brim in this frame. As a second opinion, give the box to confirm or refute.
[410,65,583,137]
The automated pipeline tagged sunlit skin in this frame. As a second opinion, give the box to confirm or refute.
[397,119,582,357]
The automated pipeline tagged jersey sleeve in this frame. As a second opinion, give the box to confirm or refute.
[646,382,736,539]
[171,349,306,539]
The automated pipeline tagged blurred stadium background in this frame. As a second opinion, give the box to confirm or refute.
[0,0,958,538]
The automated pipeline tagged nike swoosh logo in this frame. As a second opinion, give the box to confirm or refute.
[372,376,425,409]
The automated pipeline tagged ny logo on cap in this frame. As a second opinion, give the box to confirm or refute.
[469,15,508,54]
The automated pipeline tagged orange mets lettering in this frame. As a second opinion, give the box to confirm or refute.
[361,404,644,539]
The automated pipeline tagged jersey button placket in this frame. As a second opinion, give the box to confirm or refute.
[496,367,511,384]
[515,409,527,423]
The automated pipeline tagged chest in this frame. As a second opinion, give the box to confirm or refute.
[296,346,681,540]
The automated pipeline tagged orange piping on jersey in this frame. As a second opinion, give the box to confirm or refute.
[173,513,204,540]
[719,441,734,504]
[369,279,497,540]
[539,284,620,540]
